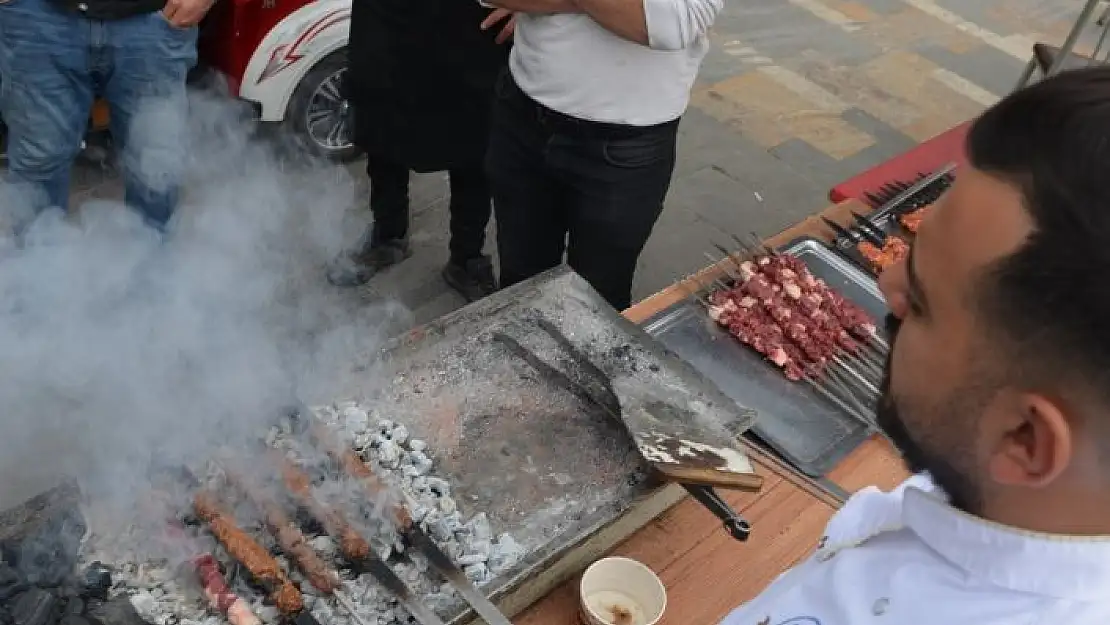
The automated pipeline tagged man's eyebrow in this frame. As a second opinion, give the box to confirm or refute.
[906,242,928,312]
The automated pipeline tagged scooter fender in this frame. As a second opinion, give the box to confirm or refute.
[239,0,350,122]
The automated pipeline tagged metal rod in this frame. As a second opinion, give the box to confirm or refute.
[334,590,375,625]
[1047,0,1103,76]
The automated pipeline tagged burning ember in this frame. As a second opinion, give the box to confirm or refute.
[6,402,524,625]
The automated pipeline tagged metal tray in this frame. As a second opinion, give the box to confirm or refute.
[642,238,886,477]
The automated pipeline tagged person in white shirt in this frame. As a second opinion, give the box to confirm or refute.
[480,0,723,310]
[720,67,1110,625]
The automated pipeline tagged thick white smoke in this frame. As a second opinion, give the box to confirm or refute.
[0,92,409,519]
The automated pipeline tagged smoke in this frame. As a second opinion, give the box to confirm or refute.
[0,92,410,523]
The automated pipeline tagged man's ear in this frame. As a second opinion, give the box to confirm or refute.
[987,392,1072,488]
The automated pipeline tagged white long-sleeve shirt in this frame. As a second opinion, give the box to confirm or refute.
[720,475,1110,625]
[509,0,723,126]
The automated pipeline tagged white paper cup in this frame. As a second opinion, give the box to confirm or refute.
[578,557,667,625]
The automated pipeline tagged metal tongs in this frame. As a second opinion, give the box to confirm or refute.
[493,318,752,541]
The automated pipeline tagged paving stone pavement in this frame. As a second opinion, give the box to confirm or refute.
[59,0,1089,326]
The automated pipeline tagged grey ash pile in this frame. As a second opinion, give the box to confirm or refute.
[309,402,525,585]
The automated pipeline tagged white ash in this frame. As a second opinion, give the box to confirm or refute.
[312,402,525,576]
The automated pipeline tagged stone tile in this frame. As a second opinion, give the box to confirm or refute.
[713,2,882,65]
[857,50,987,141]
[767,139,851,192]
[831,1,881,22]
[692,71,875,159]
[838,108,918,162]
[840,0,908,15]
[674,108,829,208]
[913,43,1025,97]
[941,0,1082,41]
[634,166,780,301]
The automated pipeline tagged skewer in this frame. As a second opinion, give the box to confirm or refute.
[700,239,886,425]
[747,231,776,256]
[804,379,874,428]
[278,460,448,625]
[840,351,881,381]
[193,491,306,615]
[832,355,879,396]
[158,519,262,625]
[219,466,376,625]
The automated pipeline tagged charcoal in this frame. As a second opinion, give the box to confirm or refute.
[59,616,91,625]
[0,606,12,625]
[79,564,110,602]
[63,599,83,616]
[86,597,148,625]
[290,611,320,625]
[10,588,60,625]
[0,562,26,602]
[0,485,85,588]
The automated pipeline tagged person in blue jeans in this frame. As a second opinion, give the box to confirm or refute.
[0,0,212,230]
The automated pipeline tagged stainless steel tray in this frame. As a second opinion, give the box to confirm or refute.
[642,238,886,477]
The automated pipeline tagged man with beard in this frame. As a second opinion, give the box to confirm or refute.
[720,67,1110,625]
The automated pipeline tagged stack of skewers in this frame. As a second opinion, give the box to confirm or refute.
[691,237,887,427]
[170,453,450,625]
[155,468,380,625]
[823,205,934,275]
[154,414,514,625]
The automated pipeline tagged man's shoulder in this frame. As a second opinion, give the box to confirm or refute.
[820,474,936,545]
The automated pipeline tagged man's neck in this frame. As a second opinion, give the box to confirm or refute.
[986,487,1110,535]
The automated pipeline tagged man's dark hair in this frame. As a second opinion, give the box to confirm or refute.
[966,67,1110,403]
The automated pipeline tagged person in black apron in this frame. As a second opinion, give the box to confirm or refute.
[329,0,512,302]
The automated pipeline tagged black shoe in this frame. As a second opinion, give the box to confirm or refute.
[326,237,411,287]
[442,256,497,302]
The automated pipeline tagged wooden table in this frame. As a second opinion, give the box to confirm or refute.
[513,199,910,625]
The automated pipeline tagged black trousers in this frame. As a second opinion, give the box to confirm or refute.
[366,156,492,263]
[485,71,679,310]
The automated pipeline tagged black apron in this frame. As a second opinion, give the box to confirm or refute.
[346,0,510,173]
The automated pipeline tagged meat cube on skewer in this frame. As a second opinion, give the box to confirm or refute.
[705,248,881,384]
[899,204,932,233]
[857,237,909,273]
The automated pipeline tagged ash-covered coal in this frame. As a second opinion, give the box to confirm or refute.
[312,402,525,581]
[0,486,154,625]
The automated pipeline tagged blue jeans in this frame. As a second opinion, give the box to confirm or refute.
[0,0,196,228]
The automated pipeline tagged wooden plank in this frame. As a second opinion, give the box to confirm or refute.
[515,467,788,625]
[653,483,835,624]
[827,435,909,493]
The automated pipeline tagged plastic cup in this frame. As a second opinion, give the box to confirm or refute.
[578,557,667,625]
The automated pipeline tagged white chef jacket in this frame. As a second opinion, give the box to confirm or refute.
[720,474,1110,625]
